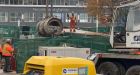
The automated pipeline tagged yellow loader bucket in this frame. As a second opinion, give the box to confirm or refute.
[23,56,96,75]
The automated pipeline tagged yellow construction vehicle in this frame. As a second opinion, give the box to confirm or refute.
[23,56,96,75]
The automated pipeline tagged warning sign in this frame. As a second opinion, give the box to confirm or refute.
[63,68,78,74]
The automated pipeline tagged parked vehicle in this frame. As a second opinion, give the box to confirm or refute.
[89,1,140,75]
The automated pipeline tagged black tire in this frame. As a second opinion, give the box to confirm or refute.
[97,62,120,75]
[26,70,44,75]
[115,63,126,75]
[126,65,140,75]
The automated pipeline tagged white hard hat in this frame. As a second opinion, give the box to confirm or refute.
[6,39,11,42]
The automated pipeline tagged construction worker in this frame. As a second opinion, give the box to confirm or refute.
[0,45,2,57]
[0,44,2,69]
[69,13,77,32]
[2,39,14,72]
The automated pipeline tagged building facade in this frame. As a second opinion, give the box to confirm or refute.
[0,0,96,28]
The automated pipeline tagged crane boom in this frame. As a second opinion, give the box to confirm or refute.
[116,0,140,8]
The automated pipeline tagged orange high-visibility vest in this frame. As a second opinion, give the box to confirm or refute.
[70,16,76,24]
[0,45,2,53]
[2,43,13,56]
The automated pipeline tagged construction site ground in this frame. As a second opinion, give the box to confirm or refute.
[0,69,19,75]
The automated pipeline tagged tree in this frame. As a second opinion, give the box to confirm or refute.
[86,0,114,24]
[86,0,137,23]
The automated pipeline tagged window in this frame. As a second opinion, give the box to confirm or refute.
[52,0,60,5]
[18,0,23,4]
[88,16,92,23]
[38,0,46,5]
[79,0,85,5]
[114,7,129,32]
[0,12,8,22]
[28,0,33,5]
[1,0,26,5]
[9,12,21,22]
[10,0,14,4]
[5,0,9,4]
[64,0,78,5]
[69,0,78,5]
[33,0,37,5]
[42,13,46,19]
[14,0,18,4]
[38,12,46,20]
[53,13,61,19]
[10,0,19,4]
[53,13,65,22]
[23,0,38,5]
[23,12,35,22]
[24,0,29,5]
[79,13,88,23]
[65,0,70,5]
[134,8,140,31]
[0,0,4,4]
[65,13,71,22]
[60,0,64,5]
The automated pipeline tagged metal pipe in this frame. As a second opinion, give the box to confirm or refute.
[37,17,63,36]
[50,0,53,17]
[46,0,48,18]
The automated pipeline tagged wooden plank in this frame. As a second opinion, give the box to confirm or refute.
[63,29,109,36]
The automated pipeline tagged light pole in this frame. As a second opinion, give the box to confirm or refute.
[18,14,24,27]
[96,0,99,32]
[17,19,20,27]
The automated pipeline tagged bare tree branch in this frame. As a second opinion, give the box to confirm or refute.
[86,0,115,23]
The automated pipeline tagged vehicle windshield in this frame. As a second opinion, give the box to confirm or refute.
[134,6,140,31]
[126,6,140,31]
[114,7,129,32]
